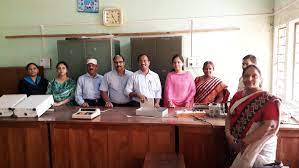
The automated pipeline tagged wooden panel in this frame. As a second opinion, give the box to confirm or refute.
[51,126,70,168]
[0,127,9,168]
[25,125,50,168]
[89,128,108,168]
[277,130,299,168]
[128,127,149,167]
[108,126,149,168]
[149,126,175,153]
[108,127,130,168]
[5,28,240,39]
[143,153,185,168]
[108,125,175,168]
[51,124,108,168]
[179,126,227,168]
[8,127,26,168]
[0,123,50,168]
[68,128,91,168]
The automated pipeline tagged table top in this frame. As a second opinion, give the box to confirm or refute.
[0,106,298,130]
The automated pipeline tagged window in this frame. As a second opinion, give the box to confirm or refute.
[272,26,287,99]
[293,24,299,101]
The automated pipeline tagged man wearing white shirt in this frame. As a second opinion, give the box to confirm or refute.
[100,55,135,108]
[124,54,162,107]
[238,54,257,91]
[75,58,103,107]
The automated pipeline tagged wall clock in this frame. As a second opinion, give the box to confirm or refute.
[103,8,123,26]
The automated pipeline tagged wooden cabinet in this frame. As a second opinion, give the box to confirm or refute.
[178,126,227,168]
[148,126,175,153]
[277,129,299,168]
[51,124,108,168]
[51,123,175,168]
[0,122,50,168]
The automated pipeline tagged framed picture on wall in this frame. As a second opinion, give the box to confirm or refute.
[77,0,99,13]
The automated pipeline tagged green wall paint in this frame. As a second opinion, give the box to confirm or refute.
[0,0,274,82]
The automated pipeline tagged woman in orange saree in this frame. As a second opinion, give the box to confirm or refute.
[194,61,229,104]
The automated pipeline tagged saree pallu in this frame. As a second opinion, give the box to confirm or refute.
[229,91,281,168]
[194,76,229,104]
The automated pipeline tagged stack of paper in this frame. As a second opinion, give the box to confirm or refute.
[136,98,168,117]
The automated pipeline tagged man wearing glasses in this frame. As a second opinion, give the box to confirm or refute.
[124,54,162,108]
[100,55,134,108]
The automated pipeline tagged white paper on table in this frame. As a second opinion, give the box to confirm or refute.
[140,98,154,108]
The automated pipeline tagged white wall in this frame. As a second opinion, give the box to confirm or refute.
[274,0,299,25]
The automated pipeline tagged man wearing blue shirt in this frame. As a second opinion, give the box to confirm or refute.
[100,55,134,108]
[75,58,103,107]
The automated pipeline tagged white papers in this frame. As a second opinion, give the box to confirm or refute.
[136,98,168,117]
[140,98,155,109]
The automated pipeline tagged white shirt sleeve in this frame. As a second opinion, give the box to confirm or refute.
[155,75,162,99]
[124,74,134,96]
[75,76,85,105]
[99,74,109,92]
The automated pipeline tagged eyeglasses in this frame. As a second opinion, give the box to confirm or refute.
[114,61,124,64]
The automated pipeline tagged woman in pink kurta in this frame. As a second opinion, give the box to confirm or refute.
[164,54,196,108]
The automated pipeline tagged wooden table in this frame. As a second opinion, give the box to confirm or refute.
[0,106,298,168]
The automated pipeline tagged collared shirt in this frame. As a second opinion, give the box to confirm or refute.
[100,70,133,104]
[75,73,103,105]
[124,70,161,102]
